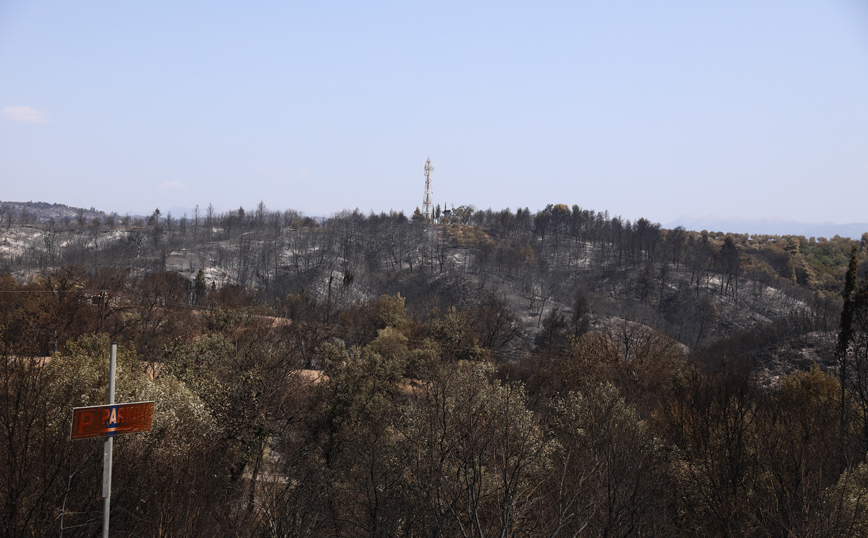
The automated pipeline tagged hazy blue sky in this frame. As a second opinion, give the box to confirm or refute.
[2,1,867,224]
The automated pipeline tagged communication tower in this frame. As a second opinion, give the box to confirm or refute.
[423,158,434,220]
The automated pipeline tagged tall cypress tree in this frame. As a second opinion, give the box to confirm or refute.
[838,246,859,367]
[837,245,859,447]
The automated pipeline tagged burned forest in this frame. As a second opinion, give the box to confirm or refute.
[2,200,868,538]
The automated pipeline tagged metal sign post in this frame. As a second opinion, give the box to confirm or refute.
[103,342,116,538]
[68,343,155,538]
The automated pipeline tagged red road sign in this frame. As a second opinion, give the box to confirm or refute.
[71,401,155,440]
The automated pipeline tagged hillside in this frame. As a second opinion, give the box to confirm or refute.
[0,201,857,381]
[0,200,110,225]
[6,201,868,537]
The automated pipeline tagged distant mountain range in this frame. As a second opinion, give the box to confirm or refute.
[666,215,868,240]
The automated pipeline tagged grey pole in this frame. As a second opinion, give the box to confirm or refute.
[102,343,117,538]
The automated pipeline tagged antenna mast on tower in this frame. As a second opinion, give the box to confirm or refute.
[423,157,434,220]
